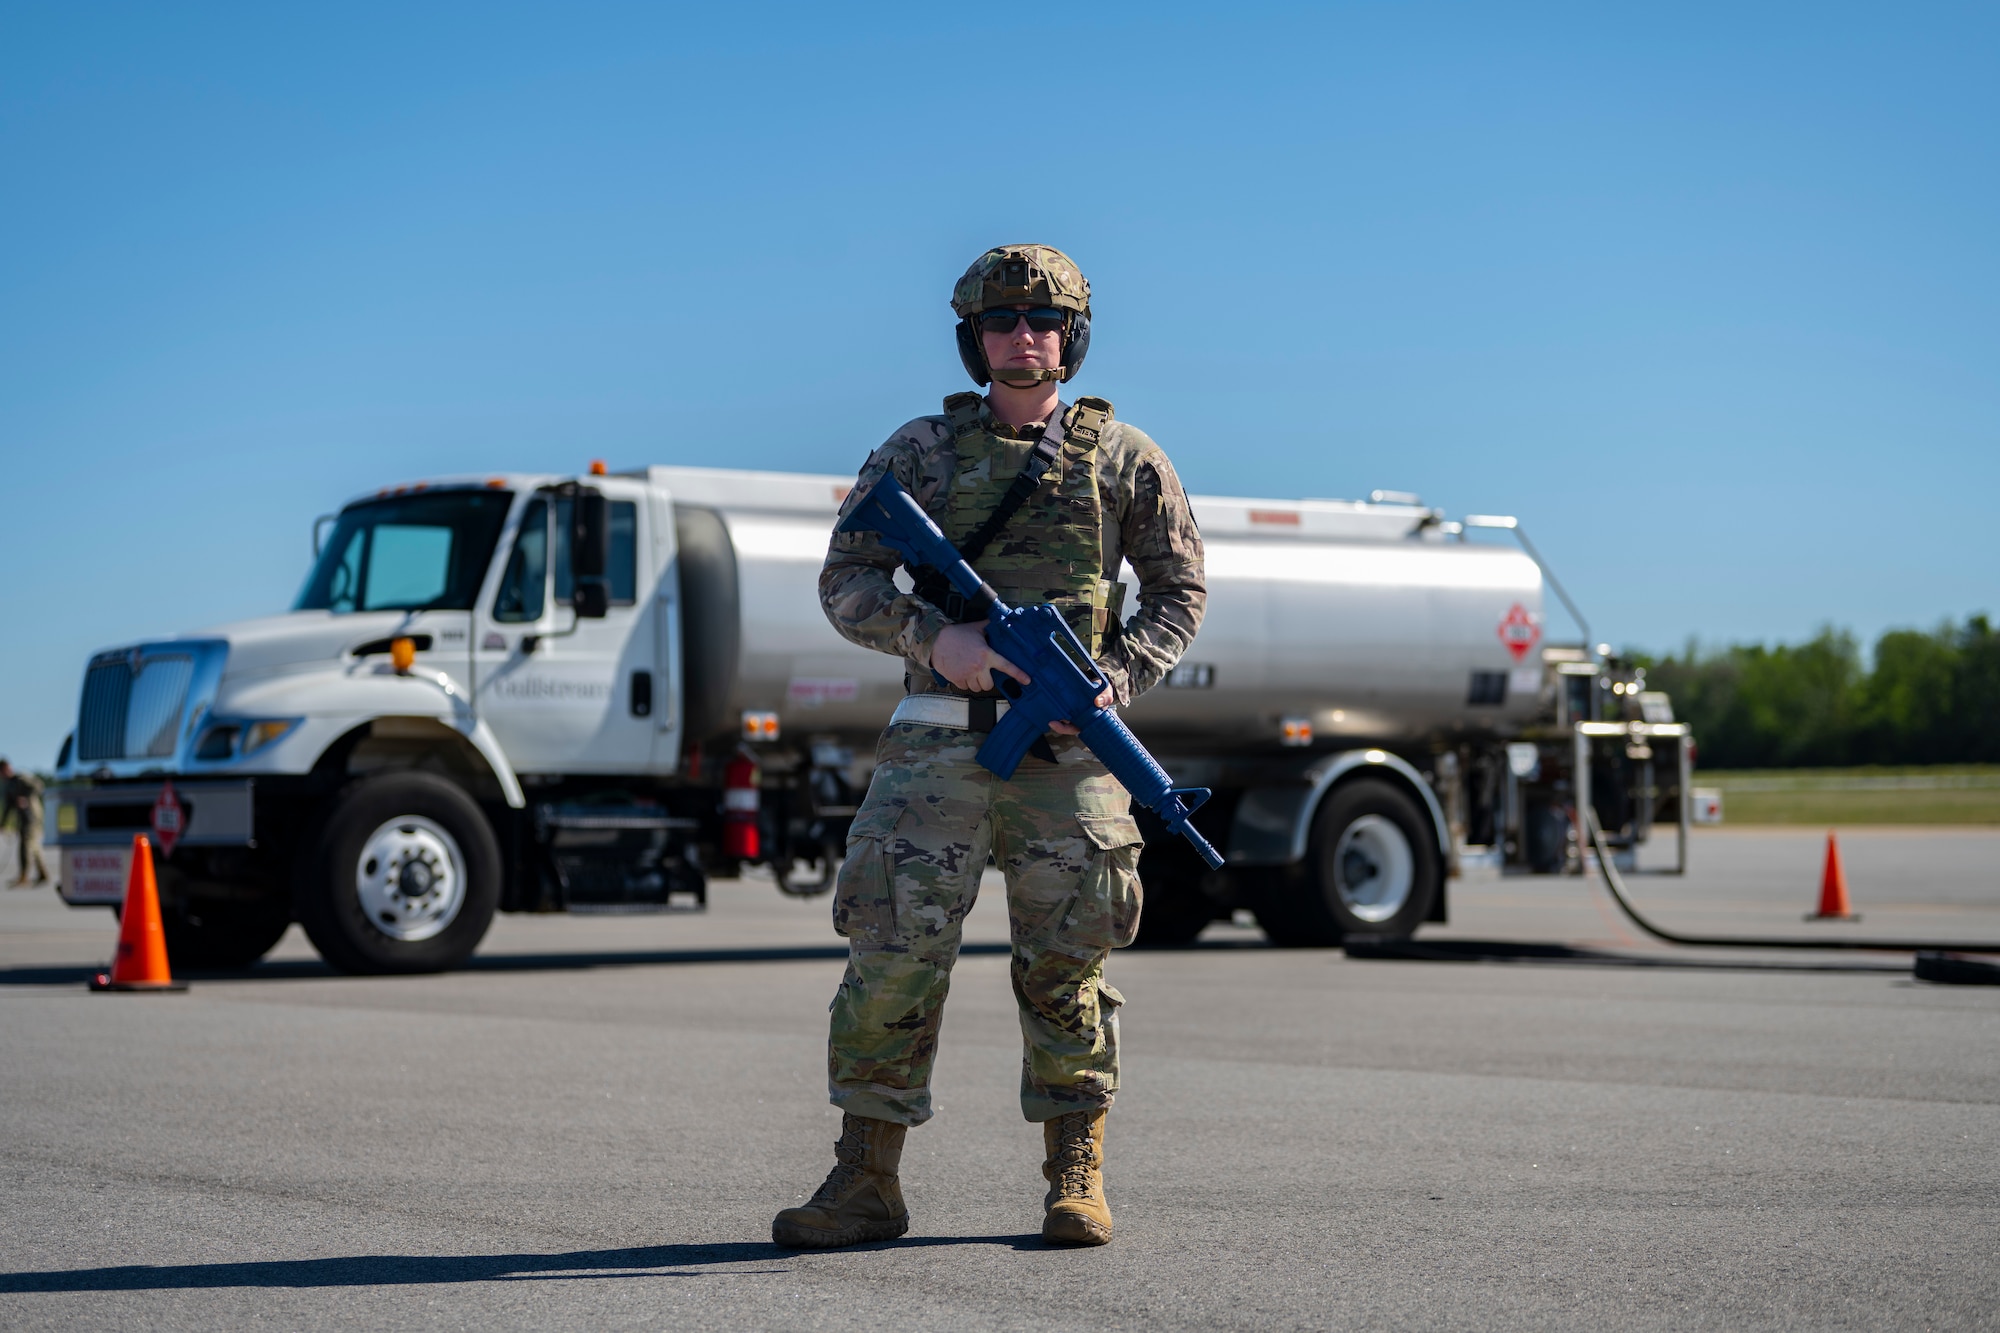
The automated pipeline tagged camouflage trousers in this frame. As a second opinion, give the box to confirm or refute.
[827,722,1144,1126]
[14,816,48,883]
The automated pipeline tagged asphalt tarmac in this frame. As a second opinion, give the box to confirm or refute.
[2,827,1996,1330]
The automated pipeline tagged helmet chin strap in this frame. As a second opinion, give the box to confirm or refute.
[989,365,1063,386]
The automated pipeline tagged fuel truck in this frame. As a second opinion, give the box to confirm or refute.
[45,463,1690,972]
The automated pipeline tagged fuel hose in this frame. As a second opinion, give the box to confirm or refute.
[1582,809,2000,955]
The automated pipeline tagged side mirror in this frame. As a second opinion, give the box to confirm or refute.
[569,490,609,617]
[549,484,611,620]
[571,491,607,580]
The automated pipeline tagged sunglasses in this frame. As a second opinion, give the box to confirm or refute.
[975,307,1067,336]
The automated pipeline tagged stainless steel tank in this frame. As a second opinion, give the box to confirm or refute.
[1122,496,1547,746]
[641,467,906,741]
[640,467,1549,747]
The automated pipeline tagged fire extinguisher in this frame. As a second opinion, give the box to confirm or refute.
[722,750,761,861]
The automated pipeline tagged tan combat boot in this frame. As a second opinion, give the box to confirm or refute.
[772,1113,911,1249]
[1041,1108,1112,1245]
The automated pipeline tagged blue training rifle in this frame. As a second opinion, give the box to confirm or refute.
[837,473,1225,869]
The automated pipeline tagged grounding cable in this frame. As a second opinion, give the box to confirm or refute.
[1582,809,2000,955]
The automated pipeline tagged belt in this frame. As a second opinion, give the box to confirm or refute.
[890,694,1012,732]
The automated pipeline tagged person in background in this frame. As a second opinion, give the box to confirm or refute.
[2,758,51,888]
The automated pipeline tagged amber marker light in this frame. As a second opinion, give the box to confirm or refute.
[242,719,302,756]
[390,637,417,674]
[589,459,607,476]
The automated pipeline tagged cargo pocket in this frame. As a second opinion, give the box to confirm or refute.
[1054,812,1145,954]
[832,797,906,946]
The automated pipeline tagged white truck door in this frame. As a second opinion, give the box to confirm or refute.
[472,480,660,775]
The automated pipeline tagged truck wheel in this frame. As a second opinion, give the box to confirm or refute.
[773,841,840,897]
[296,772,500,975]
[1256,778,1439,946]
[163,900,292,969]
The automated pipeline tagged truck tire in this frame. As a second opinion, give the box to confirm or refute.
[1255,778,1439,947]
[296,772,501,975]
[772,841,840,897]
[163,899,292,970]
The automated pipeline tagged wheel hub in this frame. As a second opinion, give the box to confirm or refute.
[355,816,466,942]
[1332,814,1414,924]
[398,859,436,898]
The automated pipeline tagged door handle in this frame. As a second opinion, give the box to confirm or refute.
[630,670,653,718]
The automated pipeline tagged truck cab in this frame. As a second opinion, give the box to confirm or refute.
[47,467,893,972]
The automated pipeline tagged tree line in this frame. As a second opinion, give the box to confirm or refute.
[1635,615,2000,770]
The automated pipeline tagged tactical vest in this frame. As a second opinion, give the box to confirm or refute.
[915,392,1121,657]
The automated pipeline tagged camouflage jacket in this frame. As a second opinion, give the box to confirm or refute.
[821,396,1205,706]
[4,772,43,826]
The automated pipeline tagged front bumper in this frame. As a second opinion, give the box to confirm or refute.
[49,780,256,905]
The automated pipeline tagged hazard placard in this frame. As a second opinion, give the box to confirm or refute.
[1497,603,1542,663]
[151,781,185,859]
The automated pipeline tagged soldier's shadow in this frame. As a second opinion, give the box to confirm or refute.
[0,1235,1051,1293]
[881,1233,1050,1252]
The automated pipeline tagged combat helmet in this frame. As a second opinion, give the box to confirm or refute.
[951,244,1092,387]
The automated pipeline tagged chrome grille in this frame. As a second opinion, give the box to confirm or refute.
[127,656,194,756]
[77,657,132,761]
[76,652,195,762]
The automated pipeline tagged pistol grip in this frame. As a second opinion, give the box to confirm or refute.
[976,689,1056,780]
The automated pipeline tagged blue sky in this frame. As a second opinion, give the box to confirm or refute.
[3,2,1996,767]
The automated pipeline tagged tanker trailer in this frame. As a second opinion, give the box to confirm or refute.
[45,463,1684,973]
[676,467,1688,948]
[1114,492,1690,946]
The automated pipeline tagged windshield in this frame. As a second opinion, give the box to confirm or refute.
[296,491,514,613]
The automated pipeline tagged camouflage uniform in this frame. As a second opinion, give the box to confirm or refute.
[819,394,1205,1124]
[5,769,49,886]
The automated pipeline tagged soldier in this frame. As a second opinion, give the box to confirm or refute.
[2,759,51,888]
[773,245,1205,1249]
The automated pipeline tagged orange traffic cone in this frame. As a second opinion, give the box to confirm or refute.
[1805,830,1859,922]
[89,834,188,992]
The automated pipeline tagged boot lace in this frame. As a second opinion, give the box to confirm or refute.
[1051,1115,1097,1200]
[809,1122,869,1204]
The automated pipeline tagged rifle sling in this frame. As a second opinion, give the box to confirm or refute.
[958,432,1062,565]
[910,426,1067,762]
[912,431,1061,623]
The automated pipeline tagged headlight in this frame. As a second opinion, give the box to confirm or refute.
[194,725,240,760]
[242,719,302,756]
[197,718,302,760]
